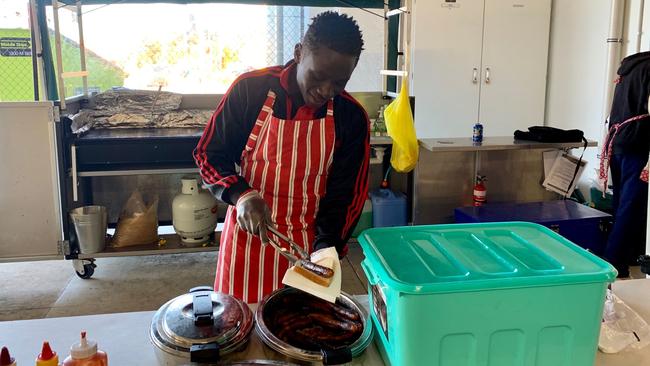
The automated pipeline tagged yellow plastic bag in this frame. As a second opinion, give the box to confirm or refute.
[384,78,418,172]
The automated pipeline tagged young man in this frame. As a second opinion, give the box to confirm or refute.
[194,11,370,303]
[602,51,650,278]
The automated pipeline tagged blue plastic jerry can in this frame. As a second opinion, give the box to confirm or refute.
[369,189,407,228]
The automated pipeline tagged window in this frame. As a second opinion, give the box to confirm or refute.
[46,3,383,97]
[0,0,36,101]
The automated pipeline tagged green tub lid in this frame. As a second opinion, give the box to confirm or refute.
[358,222,617,294]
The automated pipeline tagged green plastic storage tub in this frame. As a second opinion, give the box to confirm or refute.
[358,222,616,366]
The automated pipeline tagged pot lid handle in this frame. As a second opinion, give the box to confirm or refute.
[190,343,220,363]
[189,286,214,293]
[321,347,352,365]
[190,286,215,326]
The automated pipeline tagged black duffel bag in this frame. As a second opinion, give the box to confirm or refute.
[514,126,584,143]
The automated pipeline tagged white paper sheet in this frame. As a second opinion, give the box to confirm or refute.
[543,150,561,178]
[543,153,587,197]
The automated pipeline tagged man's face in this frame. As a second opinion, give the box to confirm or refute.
[294,44,357,109]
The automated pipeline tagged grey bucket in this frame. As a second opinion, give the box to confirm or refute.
[70,205,107,254]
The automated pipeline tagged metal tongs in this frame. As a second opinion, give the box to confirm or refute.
[265,225,310,261]
[264,225,335,283]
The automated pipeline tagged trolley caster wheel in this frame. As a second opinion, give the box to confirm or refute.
[73,259,97,279]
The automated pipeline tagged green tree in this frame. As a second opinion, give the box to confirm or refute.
[137,41,162,68]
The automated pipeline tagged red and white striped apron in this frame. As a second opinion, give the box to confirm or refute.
[599,114,650,191]
[215,90,336,303]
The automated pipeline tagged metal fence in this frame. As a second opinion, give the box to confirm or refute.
[53,5,307,95]
[1,5,309,100]
[266,6,306,67]
[0,32,35,101]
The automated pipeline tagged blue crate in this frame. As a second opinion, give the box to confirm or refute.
[454,200,612,255]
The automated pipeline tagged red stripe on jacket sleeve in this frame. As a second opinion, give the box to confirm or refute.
[193,67,282,187]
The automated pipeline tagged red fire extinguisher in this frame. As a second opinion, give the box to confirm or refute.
[473,175,487,206]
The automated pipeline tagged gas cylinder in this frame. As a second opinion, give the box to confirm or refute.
[172,178,219,246]
[473,175,487,207]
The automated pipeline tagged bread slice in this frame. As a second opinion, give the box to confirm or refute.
[293,257,335,287]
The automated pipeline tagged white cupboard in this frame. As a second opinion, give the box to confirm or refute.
[412,0,552,138]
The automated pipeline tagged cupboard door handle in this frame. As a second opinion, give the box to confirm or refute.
[472,68,478,84]
[485,67,491,84]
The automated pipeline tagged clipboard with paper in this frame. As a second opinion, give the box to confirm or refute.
[543,153,587,197]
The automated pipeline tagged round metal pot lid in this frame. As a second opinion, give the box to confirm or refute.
[153,286,253,352]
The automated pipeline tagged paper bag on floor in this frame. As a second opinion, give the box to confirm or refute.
[111,191,159,247]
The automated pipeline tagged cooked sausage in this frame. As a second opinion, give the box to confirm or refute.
[294,326,357,350]
[307,313,363,333]
[276,316,313,339]
[289,296,362,322]
[284,329,325,351]
[299,259,335,278]
[296,327,360,342]
[313,300,361,322]
[274,312,303,326]
[266,292,365,351]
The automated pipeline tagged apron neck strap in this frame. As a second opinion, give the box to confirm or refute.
[265,89,334,119]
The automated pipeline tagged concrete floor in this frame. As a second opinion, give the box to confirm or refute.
[0,243,369,322]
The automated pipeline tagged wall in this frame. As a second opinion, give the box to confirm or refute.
[622,0,650,56]
[544,0,611,194]
[342,7,384,93]
[306,7,384,93]
[545,0,650,196]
